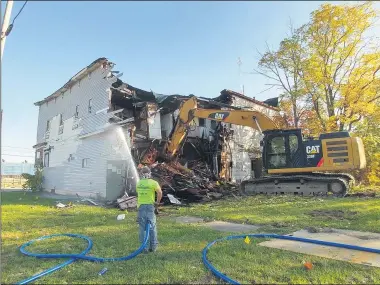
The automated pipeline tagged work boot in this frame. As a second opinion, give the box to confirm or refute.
[149,248,157,253]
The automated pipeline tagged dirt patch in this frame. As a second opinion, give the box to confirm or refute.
[204,221,260,233]
[346,191,377,198]
[305,227,335,233]
[308,209,357,220]
[271,222,291,228]
[195,273,215,284]
[355,235,378,240]
[175,216,205,224]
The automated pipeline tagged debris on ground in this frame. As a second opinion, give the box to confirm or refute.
[147,160,239,204]
[55,202,73,209]
[167,194,181,205]
[111,159,239,209]
[81,198,99,206]
[56,202,67,208]
[116,214,126,220]
[98,268,108,276]
[303,261,313,270]
[117,195,137,210]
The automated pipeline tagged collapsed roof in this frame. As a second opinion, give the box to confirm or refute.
[111,79,278,114]
[110,79,192,114]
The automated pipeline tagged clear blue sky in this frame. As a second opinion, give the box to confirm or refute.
[1,1,378,162]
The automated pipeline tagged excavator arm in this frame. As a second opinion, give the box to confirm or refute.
[164,96,278,158]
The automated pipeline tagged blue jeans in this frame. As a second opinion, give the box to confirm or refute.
[137,204,158,251]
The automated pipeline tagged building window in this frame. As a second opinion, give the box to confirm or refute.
[44,152,50,167]
[75,105,79,118]
[46,119,51,132]
[88,99,92,113]
[198,118,205,127]
[82,158,89,168]
[45,119,51,139]
[35,150,43,166]
[58,114,64,134]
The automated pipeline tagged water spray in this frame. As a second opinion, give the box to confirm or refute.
[115,126,140,184]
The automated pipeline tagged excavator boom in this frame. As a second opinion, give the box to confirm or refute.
[165,96,277,157]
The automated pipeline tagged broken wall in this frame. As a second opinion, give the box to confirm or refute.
[145,103,162,139]
[229,96,278,183]
[109,88,163,141]
[160,113,174,139]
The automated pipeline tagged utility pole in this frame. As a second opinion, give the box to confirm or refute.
[1,0,14,59]
[1,0,14,173]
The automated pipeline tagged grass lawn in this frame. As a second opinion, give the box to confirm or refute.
[1,191,380,284]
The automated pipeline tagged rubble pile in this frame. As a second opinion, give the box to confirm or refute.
[148,160,239,204]
[117,196,137,210]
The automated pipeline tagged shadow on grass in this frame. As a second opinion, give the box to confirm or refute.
[1,191,56,206]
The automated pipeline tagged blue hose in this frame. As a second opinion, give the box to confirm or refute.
[16,222,151,285]
[202,233,380,285]
[17,226,380,285]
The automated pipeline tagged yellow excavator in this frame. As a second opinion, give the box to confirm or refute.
[158,96,367,197]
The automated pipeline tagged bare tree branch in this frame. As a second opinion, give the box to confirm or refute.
[255,84,278,96]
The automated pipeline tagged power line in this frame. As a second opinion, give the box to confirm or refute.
[11,1,28,25]
[2,146,33,150]
[3,1,28,37]
[1,154,34,158]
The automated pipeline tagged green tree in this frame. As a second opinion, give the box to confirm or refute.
[354,110,380,185]
[22,165,44,192]
[257,1,380,185]
[300,2,379,132]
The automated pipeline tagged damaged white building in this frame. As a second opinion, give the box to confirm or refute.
[33,58,278,200]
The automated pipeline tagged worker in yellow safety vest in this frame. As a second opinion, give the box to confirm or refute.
[136,166,162,253]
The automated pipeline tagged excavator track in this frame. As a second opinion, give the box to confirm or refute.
[240,173,353,197]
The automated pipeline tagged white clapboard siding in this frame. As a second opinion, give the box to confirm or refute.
[35,64,133,198]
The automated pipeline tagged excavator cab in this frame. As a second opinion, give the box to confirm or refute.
[262,128,366,175]
[262,129,306,171]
